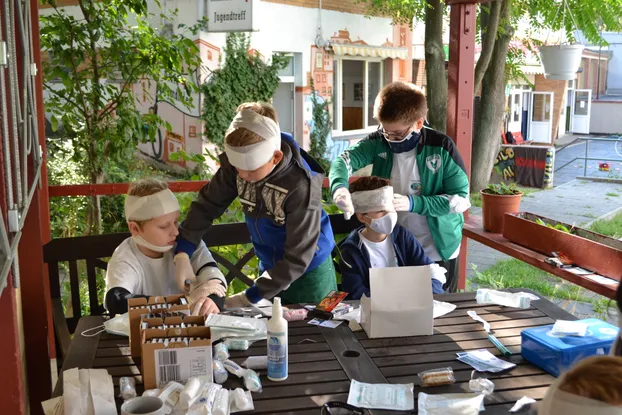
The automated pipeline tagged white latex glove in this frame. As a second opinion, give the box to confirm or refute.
[332,187,354,220]
[190,296,220,316]
[189,279,227,299]
[174,253,195,292]
[393,193,412,212]
[224,292,252,309]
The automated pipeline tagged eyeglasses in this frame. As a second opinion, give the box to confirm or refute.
[377,126,412,141]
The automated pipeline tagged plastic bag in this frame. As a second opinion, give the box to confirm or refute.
[212,388,230,415]
[120,376,137,400]
[242,356,268,370]
[418,392,485,415]
[418,367,456,387]
[347,380,414,411]
[475,289,539,309]
[468,372,495,396]
[223,360,246,377]
[230,388,254,412]
[179,377,203,409]
[214,342,230,361]
[213,359,228,384]
[224,339,252,351]
[243,369,263,393]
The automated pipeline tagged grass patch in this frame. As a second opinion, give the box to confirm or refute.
[470,185,541,208]
[468,259,592,303]
[606,192,620,197]
[589,211,622,238]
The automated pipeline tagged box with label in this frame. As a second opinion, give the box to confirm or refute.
[521,318,619,377]
[128,294,191,357]
[141,318,212,390]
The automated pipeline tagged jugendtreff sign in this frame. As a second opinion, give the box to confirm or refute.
[207,0,258,32]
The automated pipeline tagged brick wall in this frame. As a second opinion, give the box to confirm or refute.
[263,0,374,16]
[534,74,566,141]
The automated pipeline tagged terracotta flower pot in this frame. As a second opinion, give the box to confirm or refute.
[480,190,523,234]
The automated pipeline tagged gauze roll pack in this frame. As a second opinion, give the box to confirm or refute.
[350,186,395,213]
[224,109,281,171]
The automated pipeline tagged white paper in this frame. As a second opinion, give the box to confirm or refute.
[63,368,81,415]
[584,274,619,286]
[88,369,116,415]
[361,266,434,338]
[551,320,588,337]
[418,392,485,415]
[347,380,414,411]
[510,396,536,412]
[433,300,456,319]
[476,289,539,309]
[41,397,63,415]
[155,347,212,388]
[467,310,491,332]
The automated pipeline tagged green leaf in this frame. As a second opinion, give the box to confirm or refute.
[51,115,59,132]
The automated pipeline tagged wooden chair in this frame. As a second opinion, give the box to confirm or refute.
[43,214,360,361]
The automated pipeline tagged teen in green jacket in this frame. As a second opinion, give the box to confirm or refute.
[329,82,470,292]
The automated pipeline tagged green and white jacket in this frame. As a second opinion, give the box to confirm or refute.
[329,127,470,261]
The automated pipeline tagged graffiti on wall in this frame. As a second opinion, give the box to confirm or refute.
[493,147,516,181]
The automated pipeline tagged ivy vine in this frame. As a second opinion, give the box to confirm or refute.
[201,33,290,148]
[308,77,333,172]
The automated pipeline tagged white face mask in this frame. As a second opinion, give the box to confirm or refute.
[81,312,130,337]
[365,211,398,235]
[132,235,174,253]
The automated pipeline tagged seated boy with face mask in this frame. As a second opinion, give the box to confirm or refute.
[339,176,445,299]
[104,179,227,316]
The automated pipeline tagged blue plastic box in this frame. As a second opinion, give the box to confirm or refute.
[521,318,619,377]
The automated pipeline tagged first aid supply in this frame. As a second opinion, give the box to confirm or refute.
[551,320,589,337]
[120,376,138,400]
[213,359,228,384]
[521,318,619,377]
[223,360,246,377]
[475,289,539,309]
[82,312,131,338]
[468,374,495,395]
[347,380,414,411]
[418,367,456,387]
[267,297,288,381]
[186,383,222,414]
[350,186,395,213]
[157,381,184,414]
[510,396,536,413]
[178,377,203,409]
[214,342,230,361]
[456,349,516,372]
[417,392,485,415]
[224,338,252,350]
[242,369,262,393]
[212,388,230,415]
[224,109,281,171]
[283,308,308,322]
[230,388,254,412]
[242,356,268,370]
[467,310,512,356]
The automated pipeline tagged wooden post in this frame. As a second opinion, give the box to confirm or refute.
[446,0,478,290]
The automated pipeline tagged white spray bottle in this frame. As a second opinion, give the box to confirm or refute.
[266,297,288,381]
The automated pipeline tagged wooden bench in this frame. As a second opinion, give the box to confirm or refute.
[43,213,361,360]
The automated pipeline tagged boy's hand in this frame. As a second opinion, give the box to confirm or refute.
[224,292,252,308]
[393,193,412,211]
[333,187,354,220]
[191,296,220,316]
[174,253,195,292]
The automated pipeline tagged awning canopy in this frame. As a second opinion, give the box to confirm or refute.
[332,43,409,60]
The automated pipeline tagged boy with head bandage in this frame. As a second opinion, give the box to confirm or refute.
[104,179,227,316]
[339,176,445,300]
[174,102,337,307]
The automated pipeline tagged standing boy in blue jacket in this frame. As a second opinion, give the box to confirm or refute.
[340,176,445,299]
[174,102,337,307]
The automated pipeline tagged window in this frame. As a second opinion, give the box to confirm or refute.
[332,58,385,133]
[315,51,323,69]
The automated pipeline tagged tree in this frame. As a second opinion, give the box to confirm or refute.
[41,0,206,233]
[201,33,290,148]
[361,0,622,191]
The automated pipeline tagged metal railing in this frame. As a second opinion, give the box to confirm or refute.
[554,136,622,177]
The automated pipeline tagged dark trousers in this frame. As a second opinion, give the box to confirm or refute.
[436,256,459,293]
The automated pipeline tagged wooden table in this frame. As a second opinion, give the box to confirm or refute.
[53,291,573,414]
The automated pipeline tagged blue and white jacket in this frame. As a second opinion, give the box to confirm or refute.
[177,133,335,303]
[340,225,444,300]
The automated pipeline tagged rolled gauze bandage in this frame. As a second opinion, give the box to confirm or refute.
[224,109,281,171]
[350,186,395,213]
[124,189,179,221]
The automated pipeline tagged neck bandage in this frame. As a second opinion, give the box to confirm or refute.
[225,109,281,171]
[351,186,395,213]
[538,374,622,415]
[125,189,179,221]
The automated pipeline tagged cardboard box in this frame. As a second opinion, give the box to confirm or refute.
[521,318,619,377]
[141,315,212,389]
[360,266,434,338]
[128,294,191,357]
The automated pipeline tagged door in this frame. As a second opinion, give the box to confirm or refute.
[507,90,523,133]
[528,92,554,143]
[570,89,592,134]
[273,82,294,134]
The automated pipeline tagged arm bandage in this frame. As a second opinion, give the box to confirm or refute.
[224,109,281,171]
[124,189,180,221]
[350,186,395,213]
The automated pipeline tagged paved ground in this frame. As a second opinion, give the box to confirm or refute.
[466,178,622,322]
[554,135,622,186]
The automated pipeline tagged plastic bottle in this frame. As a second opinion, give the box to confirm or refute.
[267,297,288,381]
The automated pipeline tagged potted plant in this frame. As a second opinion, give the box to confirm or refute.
[539,44,584,80]
[480,183,523,233]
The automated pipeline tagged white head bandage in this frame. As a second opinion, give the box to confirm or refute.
[538,373,622,415]
[124,189,180,221]
[351,186,395,213]
[224,109,281,171]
